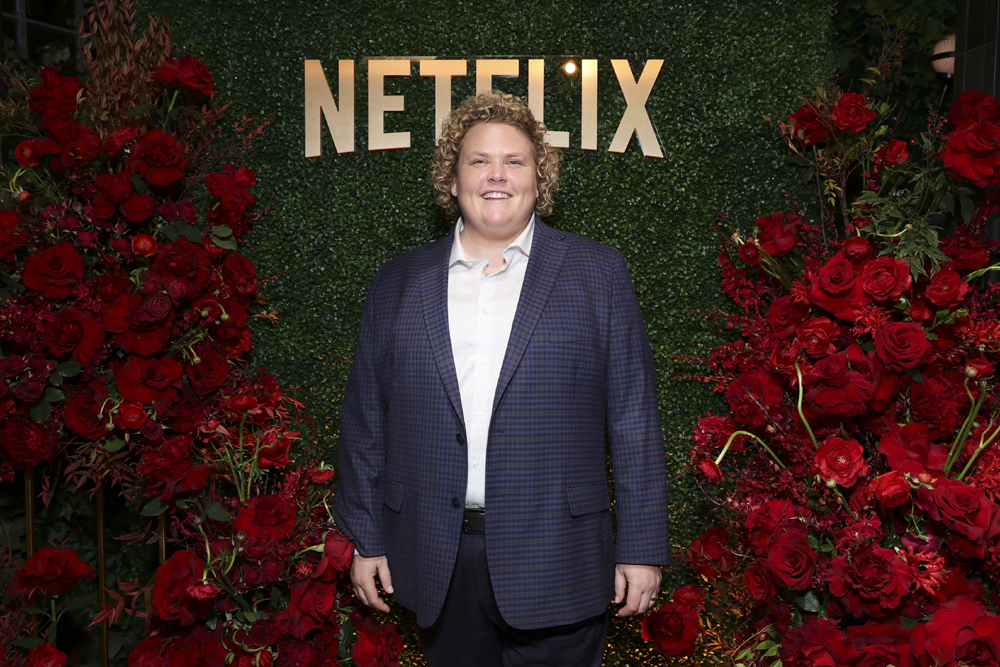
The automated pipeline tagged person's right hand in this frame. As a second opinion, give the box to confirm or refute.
[350,554,393,613]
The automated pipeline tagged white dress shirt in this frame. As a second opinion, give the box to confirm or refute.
[448,217,534,508]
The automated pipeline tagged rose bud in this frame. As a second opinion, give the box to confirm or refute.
[908,302,932,322]
[15,140,41,167]
[738,244,762,265]
[17,190,31,202]
[228,394,257,413]
[192,297,223,324]
[696,459,723,484]
[131,234,158,257]
[186,581,221,600]
[841,236,873,264]
[870,471,911,508]
[965,359,994,379]
[324,531,354,572]
[310,467,336,485]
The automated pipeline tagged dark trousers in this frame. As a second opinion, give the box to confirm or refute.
[418,531,608,667]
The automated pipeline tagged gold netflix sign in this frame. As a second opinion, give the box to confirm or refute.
[304,58,664,158]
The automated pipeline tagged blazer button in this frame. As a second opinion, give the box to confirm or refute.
[451,497,461,509]
[456,433,465,445]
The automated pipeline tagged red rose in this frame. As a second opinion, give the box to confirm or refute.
[152,55,216,98]
[831,92,875,133]
[34,113,101,170]
[234,494,296,542]
[640,603,700,657]
[42,307,104,367]
[911,596,1000,666]
[746,499,804,555]
[353,621,403,667]
[861,256,912,301]
[257,433,291,469]
[228,394,258,413]
[137,435,210,500]
[222,253,258,296]
[744,558,776,601]
[815,436,868,487]
[121,194,156,222]
[766,530,817,590]
[152,550,212,625]
[0,416,58,466]
[846,623,914,667]
[828,542,913,618]
[795,316,841,356]
[672,584,706,610]
[910,369,969,440]
[870,471,911,508]
[63,392,109,440]
[726,370,783,427]
[841,236,874,264]
[876,138,909,165]
[873,322,931,369]
[28,66,82,115]
[102,294,174,357]
[6,547,94,598]
[696,458,723,483]
[132,234,158,257]
[950,91,1000,130]
[0,210,24,263]
[687,527,733,578]
[788,102,828,146]
[186,343,231,396]
[780,619,858,667]
[966,358,994,379]
[150,237,212,288]
[27,643,67,667]
[128,130,188,185]
[803,345,876,416]
[21,242,85,298]
[924,268,969,309]
[287,580,337,639]
[115,356,183,404]
[116,402,148,430]
[127,636,167,667]
[939,121,1000,188]
[310,467,337,485]
[771,338,802,373]
[207,165,257,214]
[878,423,948,480]
[920,479,1000,559]
[95,171,135,204]
[738,243,761,265]
[15,139,41,166]
[908,302,932,322]
[756,211,800,257]
[766,295,810,339]
[323,530,354,572]
[104,127,137,157]
[809,254,870,321]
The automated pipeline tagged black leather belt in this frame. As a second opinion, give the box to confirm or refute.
[462,508,485,534]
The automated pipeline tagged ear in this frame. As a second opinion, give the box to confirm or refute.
[451,178,457,198]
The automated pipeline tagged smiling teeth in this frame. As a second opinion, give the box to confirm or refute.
[482,192,511,199]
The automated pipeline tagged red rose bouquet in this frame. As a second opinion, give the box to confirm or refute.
[646,74,1000,663]
[0,1,401,665]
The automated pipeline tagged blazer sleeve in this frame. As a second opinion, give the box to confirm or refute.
[605,251,671,565]
[332,269,388,557]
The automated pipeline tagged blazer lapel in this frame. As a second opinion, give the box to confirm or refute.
[491,217,568,416]
[420,226,464,427]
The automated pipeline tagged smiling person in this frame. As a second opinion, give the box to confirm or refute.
[333,91,669,667]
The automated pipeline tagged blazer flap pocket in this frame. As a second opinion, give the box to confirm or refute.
[566,482,611,517]
[383,479,403,513]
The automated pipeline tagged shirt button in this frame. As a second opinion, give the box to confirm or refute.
[478,357,486,364]
[451,497,461,509]
[481,307,488,314]
[456,433,465,445]
[472,460,480,468]
[475,408,483,416]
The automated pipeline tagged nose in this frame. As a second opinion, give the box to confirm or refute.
[487,160,507,182]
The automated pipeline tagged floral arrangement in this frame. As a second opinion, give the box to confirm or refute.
[0,2,401,666]
[641,74,1000,663]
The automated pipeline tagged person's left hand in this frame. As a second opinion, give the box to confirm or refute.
[614,563,662,616]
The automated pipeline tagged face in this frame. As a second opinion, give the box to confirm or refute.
[451,122,539,243]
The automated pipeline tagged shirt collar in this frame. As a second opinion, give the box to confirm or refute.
[449,215,535,267]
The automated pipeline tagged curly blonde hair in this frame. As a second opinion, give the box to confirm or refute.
[430,91,561,217]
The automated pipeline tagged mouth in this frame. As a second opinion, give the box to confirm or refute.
[481,191,511,200]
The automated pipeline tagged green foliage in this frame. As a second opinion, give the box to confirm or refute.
[132,0,832,662]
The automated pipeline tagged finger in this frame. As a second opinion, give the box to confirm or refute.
[620,580,643,617]
[370,593,390,613]
[378,561,394,595]
[638,589,653,615]
[614,566,626,604]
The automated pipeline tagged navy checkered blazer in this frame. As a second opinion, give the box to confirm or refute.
[332,217,670,630]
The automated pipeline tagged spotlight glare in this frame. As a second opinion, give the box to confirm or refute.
[564,61,577,75]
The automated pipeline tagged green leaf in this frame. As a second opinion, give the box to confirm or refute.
[48,373,64,387]
[108,632,124,660]
[785,153,810,166]
[244,611,258,624]
[55,361,82,377]
[205,502,232,522]
[127,105,150,118]
[960,193,975,225]
[176,224,204,243]
[43,388,65,403]
[13,637,44,649]
[794,590,822,613]
[210,234,238,250]
[63,591,98,612]
[175,499,189,509]
[23,606,46,614]
[211,225,234,239]
[29,399,51,424]
[163,225,180,242]
[903,367,926,385]
[105,436,127,453]
[859,339,874,352]
[140,497,169,517]
[131,175,147,195]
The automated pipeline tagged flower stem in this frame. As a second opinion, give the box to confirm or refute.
[957,421,1000,480]
[945,379,986,475]
[716,430,787,470]
[794,363,819,449]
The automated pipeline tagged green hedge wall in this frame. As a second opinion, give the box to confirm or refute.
[135,1,832,662]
